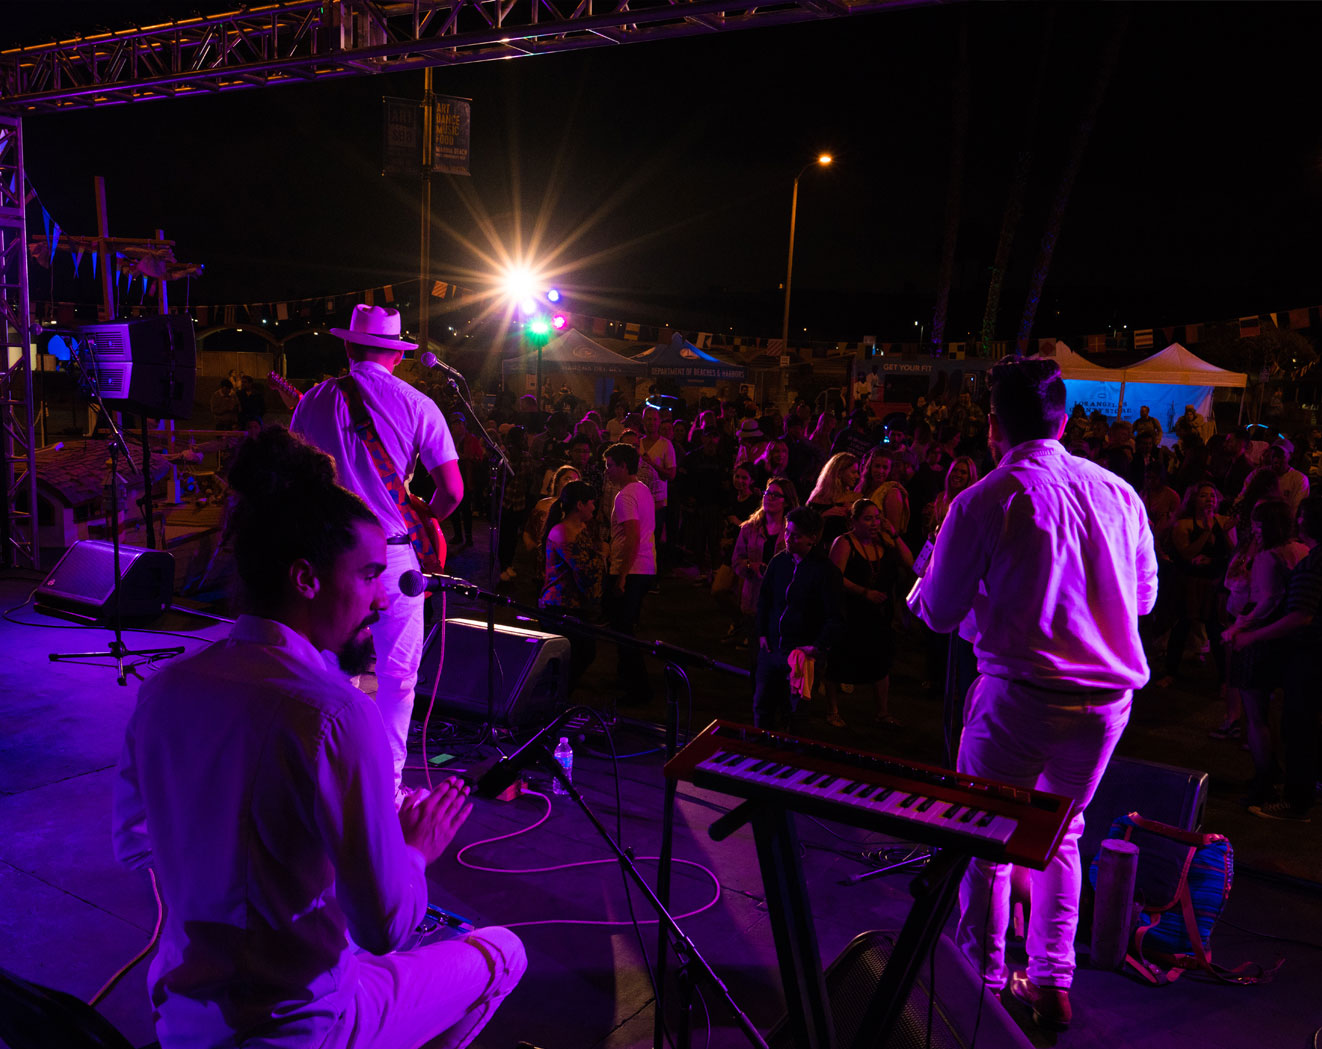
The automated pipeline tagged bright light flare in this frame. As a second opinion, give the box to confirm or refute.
[817,153,833,166]
[500,266,541,303]
[551,314,567,330]
[529,317,551,336]
[519,297,538,316]
[546,288,561,303]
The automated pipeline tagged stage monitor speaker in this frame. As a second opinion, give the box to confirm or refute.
[768,931,1033,1049]
[34,540,175,623]
[1081,754,1208,867]
[80,315,196,419]
[414,617,570,730]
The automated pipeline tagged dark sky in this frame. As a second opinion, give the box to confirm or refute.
[9,3,1322,341]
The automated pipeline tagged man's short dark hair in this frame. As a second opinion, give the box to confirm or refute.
[786,505,823,537]
[567,433,592,451]
[604,442,639,475]
[988,355,1067,446]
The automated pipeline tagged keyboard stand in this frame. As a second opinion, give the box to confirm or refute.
[852,848,972,1049]
[711,800,974,1049]
[711,801,836,1049]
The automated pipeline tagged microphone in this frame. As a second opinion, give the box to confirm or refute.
[398,569,478,598]
[473,711,575,798]
[420,352,464,380]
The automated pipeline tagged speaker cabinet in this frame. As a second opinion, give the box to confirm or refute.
[1082,754,1208,866]
[414,617,570,729]
[80,315,196,419]
[769,931,1033,1049]
[35,540,175,623]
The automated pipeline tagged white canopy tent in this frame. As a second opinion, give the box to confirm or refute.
[1047,341,1248,433]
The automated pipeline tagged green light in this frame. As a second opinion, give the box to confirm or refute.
[529,318,551,336]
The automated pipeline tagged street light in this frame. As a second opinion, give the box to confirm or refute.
[780,153,833,352]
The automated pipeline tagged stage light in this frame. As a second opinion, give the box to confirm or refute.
[519,297,538,316]
[546,289,561,303]
[529,317,551,337]
[500,266,540,303]
[551,314,567,330]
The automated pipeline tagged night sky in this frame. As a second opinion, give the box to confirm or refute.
[9,3,1322,342]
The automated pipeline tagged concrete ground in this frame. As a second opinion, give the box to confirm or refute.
[3,517,1322,1048]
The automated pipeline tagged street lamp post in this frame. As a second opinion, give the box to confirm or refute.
[780,153,833,352]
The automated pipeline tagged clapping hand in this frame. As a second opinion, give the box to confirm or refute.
[398,777,473,865]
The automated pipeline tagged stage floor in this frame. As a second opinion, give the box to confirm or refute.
[2,569,1321,1049]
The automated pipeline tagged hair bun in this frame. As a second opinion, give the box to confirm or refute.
[228,426,339,510]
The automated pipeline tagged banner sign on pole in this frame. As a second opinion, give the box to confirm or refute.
[432,95,472,176]
[382,96,421,175]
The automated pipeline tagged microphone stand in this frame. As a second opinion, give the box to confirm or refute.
[49,381,184,685]
[488,702,767,1049]
[421,577,751,1047]
[439,374,512,751]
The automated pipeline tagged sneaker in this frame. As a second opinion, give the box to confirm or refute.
[1248,801,1311,823]
[1008,972,1071,1031]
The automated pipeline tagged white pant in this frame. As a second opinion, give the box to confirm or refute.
[334,927,526,1049]
[954,675,1130,990]
[371,543,426,789]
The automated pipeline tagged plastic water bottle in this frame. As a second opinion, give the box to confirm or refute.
[552,736,573,795]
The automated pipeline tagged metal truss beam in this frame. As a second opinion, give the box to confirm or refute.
[0,115,38,569]
[0,0,927,112]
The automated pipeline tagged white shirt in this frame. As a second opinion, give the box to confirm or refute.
[112,616,429,1048]
[291,360,457,536]
[1277,467,1310,514]
[640,435,676,505]
[909,440,1158,691]
[611,479,657,575]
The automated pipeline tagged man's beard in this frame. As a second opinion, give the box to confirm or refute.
[337,623,377,675]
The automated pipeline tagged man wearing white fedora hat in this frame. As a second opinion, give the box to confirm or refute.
[293,305,463,794]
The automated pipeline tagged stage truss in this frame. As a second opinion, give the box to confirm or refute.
[0,0,914,113]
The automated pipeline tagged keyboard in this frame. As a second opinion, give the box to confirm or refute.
[665,720,1072,869]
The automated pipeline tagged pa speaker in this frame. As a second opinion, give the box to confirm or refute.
[35,540,175,623]
[80,315,196,419]
[769,931,1032,1049]
[414,617,569,729]
[1081,754,1208,866]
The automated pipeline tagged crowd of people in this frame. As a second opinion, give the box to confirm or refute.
[435,378,1322,827]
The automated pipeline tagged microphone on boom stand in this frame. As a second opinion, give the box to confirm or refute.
[399,569,479,599]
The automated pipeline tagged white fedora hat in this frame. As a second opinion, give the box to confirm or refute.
[330,304,417,351]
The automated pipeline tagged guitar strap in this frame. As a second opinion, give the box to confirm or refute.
[334,375,436,566]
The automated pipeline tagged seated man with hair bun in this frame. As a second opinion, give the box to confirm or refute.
[112,426,524,1049]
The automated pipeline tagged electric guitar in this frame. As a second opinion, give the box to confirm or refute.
[268,371,447,573]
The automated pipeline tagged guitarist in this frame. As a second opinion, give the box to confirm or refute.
[292,304,462,797]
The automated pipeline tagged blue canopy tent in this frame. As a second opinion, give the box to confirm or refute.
[633,332,747,387]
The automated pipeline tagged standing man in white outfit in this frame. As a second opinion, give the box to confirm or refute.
[908,356,1157,1031]
[293,304,463,792]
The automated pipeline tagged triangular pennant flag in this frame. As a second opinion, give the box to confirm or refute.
[382,284,394,303]
[277,302,289,320]
[73,249,84,277]
[91,251,97,278]
[364,288,375,305]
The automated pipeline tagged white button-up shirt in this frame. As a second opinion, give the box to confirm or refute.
[112,616,429,1048]
[909,440,1158,692]
[291,359,457,536]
